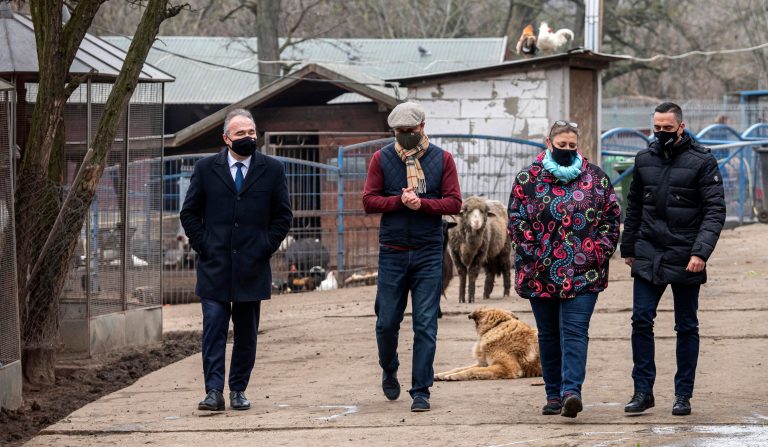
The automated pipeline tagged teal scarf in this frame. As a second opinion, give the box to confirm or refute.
[542,150,583,183]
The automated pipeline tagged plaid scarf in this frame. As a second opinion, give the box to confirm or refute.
[395,133,430,195]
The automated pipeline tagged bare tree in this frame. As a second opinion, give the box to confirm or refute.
[15,0,186,385]
[85,0,768,106]
[253,0,280,86]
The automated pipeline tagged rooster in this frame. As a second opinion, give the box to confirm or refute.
[537,22,574,53]
[516,24,538,57]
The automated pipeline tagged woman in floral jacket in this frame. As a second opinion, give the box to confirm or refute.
[507,120,620,418]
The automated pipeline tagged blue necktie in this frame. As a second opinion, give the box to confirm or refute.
[234,162,244,192]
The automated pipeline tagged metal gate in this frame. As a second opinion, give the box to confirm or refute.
[162,134,546,299]
[335,134,546,283]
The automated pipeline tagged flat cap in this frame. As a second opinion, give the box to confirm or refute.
[387,102,425,128]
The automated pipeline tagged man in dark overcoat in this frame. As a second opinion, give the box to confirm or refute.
[181,108,292,411]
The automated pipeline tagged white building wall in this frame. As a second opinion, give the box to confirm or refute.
[408,69,552,141]
[406,68,564,200]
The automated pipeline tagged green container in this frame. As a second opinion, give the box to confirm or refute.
[612,160,635,222]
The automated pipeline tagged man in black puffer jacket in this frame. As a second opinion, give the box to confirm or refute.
[621,102,726,417]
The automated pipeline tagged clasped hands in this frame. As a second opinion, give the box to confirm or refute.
[401,187,421,210]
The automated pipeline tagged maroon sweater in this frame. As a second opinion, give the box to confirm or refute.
[362,150,462,215]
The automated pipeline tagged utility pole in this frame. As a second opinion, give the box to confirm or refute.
[585,0,603,52]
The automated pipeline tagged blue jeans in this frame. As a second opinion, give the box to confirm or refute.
[201,299,261,393]
[375,244,442,398]
[529,293,598,400]
[631,277,700,398]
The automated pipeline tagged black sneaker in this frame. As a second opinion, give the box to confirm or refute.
[410,396,430,412]
[672,395,691,416]
[561,393,583,418]
[541,398,562,415]
[382,371,401,401]
[624,391,655,413]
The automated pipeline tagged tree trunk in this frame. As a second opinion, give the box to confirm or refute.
[16,0,184,385]
[22,348,56,385]
[255,0,281,88]
[16,0,75,386]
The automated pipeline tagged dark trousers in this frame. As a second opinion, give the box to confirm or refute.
[631,277,700,398]
[375,244,442,399]
[529,293,598,400]
[201,298,261,393]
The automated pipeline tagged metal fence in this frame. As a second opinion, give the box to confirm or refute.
[161,127,767,302]
[0,82,21,369]
[601,123,768,225]
[601,97,768,132]
[59,82,164,318]
[162,134,545,301]
[430,134,546,203]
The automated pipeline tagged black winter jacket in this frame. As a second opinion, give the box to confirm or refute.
[620,134,726,285]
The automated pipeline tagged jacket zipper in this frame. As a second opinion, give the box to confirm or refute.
[656,163,672,220]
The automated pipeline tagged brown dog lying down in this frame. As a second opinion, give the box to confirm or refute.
[435,308,542,380]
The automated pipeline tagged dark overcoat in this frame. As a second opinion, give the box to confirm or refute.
[180,149,292,301]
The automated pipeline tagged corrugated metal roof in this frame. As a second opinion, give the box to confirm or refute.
[391,49,622,84]
[170,62,401,148]
[0,5,172,82]
[102,36,505,104]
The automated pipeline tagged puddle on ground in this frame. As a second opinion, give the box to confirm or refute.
[314,405,359,421]
[653,424,768,446]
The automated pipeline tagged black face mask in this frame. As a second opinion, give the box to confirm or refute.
[396,132,422,150]
[551,147,577,166]
[654,127,681,150]
[230,136,257,157]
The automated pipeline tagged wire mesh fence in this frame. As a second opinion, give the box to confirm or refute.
[0,84,21,368]
[336,134,545,286]
[18,81,166,328]
[164,129,765,302]
[431,135,546,203]
[600,125,768,225]
[601,97,768,132]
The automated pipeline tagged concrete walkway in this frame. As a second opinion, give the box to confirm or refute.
[28,224,768,446]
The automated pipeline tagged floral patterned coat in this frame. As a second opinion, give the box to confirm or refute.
[507,151,621,299]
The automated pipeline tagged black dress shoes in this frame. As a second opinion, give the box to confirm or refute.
[672,395,691,416]
[230,391,251,410]
[382,371,401,401]
[624,391,655,413]
[198,389,225,411]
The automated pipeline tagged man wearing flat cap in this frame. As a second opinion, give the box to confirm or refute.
[363,102,462,412]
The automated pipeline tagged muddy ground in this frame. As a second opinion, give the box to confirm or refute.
[10,223,768,446]
[1,332,203,446]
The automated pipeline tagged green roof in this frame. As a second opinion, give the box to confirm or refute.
[102,36,505,104]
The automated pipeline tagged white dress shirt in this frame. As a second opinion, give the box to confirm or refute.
[227,151,252,182]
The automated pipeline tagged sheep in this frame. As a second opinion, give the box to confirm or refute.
[448,196,512,303]
[438,219,458,318]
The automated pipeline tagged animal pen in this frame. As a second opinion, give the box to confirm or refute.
[0,78,22,410]
[162,134,545,303]
[161,122,768,303]
[53,81,168,356]
[1,6,172,358]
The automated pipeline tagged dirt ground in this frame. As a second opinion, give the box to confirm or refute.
[1,332,203,446]
[12,223,768,446]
